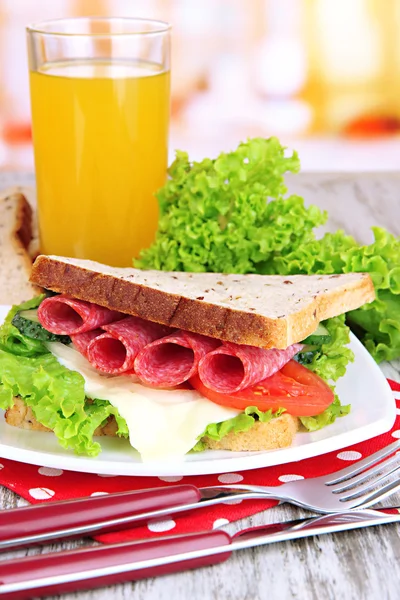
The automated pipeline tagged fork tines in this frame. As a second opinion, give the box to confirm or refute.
[327,439,400,508]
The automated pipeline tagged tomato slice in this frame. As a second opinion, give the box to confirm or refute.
[190,360,334,417]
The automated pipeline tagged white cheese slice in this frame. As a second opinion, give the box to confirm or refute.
[47,343,240,462]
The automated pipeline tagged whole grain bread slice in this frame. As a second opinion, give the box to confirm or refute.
[0,192,42,305]
[30,255,375,348]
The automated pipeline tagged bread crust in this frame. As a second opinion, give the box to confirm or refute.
[5,397,297,450]
[30,255,375,348]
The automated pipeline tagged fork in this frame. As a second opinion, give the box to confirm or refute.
[2,439,400,551]
[139,437,400,515]
[200,438,400,513]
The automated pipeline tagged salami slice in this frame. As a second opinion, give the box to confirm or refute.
[38,295,122,336]
[86,316,170,374]
[134,331,220,388]
[71,330,103,358]
[198,343,303,394]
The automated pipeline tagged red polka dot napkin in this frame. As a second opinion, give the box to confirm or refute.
[0,379,399,544]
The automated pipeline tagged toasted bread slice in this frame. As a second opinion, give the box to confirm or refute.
[0,192,42,305]
[31,255,375,348]
[5,397,297,450]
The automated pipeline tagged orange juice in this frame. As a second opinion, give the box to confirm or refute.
[29,61,170,266]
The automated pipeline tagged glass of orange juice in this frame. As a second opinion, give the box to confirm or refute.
[27,17,170,267]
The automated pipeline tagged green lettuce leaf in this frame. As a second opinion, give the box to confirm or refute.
[349,290,400,363]
[0,348,128,456]
[299,394,351,431]
[300,316,354,383]
[135,137,326,273]
[0,295,49,357]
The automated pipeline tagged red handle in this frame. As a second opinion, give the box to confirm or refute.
[0,530,232,599]
[0,485,200,549]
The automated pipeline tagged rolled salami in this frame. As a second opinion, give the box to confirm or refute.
[134,331,220,388]
[198,343,303,394]
[86,317,170,374]
[38,295,122,335]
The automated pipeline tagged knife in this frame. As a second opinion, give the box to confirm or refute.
[1,506,399,599]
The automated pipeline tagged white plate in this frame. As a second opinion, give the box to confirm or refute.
[0,305,396,476]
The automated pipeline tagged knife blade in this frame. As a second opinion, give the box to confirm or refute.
[0,506,399,599]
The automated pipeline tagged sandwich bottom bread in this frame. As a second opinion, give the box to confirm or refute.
[0,255,375,462]
[5,397,298,452]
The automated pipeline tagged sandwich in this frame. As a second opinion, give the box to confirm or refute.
[0,255,375,462]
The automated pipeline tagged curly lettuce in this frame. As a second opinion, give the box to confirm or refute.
[300,316,354,383]
[296,315,352,429]
[136,137,326,274]
[299,396,351,432]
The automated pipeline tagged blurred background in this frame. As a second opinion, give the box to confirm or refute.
[1,0,400,171]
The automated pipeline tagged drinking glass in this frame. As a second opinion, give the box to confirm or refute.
[27,17,170,267]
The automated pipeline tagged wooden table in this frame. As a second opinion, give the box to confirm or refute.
[0,171,399,600]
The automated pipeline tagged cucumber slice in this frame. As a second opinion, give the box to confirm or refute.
[302,323,332,346]
[19,309,40,323]
[11,314,71,345]
[295,351,317,365]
